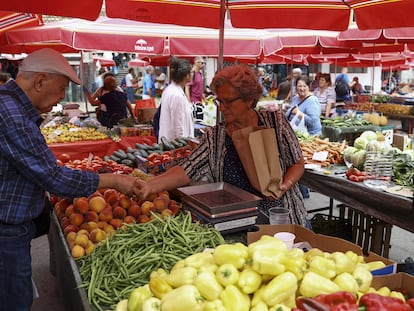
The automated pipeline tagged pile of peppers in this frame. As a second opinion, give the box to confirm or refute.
[294,291,414,311]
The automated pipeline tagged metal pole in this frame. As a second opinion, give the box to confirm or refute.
[217,0,226,72]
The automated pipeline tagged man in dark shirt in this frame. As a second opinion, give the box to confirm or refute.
[0,48,142,310]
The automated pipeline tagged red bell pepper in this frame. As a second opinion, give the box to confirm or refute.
[407,298,414,310]
[359,293,412,311]
[315,291,357,306]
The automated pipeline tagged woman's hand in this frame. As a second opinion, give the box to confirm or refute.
[292,107,304,119]
[279,179,294,194]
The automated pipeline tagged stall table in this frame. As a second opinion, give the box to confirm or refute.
[301,168,413,257]
[48,136,156,160]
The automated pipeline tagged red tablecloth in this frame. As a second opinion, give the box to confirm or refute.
[49,136,156,160]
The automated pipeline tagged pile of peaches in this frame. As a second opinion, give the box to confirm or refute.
[52,188,181,258]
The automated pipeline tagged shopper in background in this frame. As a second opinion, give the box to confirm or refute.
[335,67,352,103]
[286,75,322,136]
[0,48,143,311]
[185,56,206,120]
[136,64,308,226]
[286,67,302,100]
[142,65,156,100]
[351,76,364,95]
[154,67,167,92]
[276,75,291,100]
[313,73,336,117]
[125,67,137,103]
[158,58,194,143]
[0,72,10,84]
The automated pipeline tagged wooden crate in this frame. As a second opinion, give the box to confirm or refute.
[337,204,393,258]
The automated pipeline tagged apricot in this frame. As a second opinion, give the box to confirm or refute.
[113,206,127,219]
[88,196,106,213]
[99,206,113,222]
[63,224,79,236]
[161,209,173,218]
[103,224,115,235]
[138,214,150,223]
[87,221,99,232]
[66,231,77,244]
[103,188,120,206]
[109,218,123,229]
[73,197,89,214]
[97,221,107,229]
[59,216,70,229]
[69,213,85,227]
[77,229,90,238]
[64,205,75,217]
[71,245,85,258]
[84,241,95,255]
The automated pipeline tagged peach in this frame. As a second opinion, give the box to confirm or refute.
[87,221,99,231]
[71,245,85,258]
[140,201,155,216]
[85,240,95,255]
[128,204,141,218]
[103,188,120,206]
[75,233,89,248]
[109,218,123,229]
[138,215,150,223]
[103,224,115,235]
[69,213,85,227]
[161,209,173,218]
[113,206,127,219]
[59,216,70,229]
[64,205,75,217]
[99,206,113,223]
[73,197,90,214]
[97,221,107,229]
[63,224,79,236]
[119,194,132,209]
[123,215,136,224]
[147,193,158,202]
[77,229,90,238]
[89,190,103,199]
[80,223,89,231]
[88,196,106,213]
[153,196,168,213]
[98,187,109,195]
[89,228,106,243]
[169,204,181,215]
[66,231,77,244]
[86,211,99,223]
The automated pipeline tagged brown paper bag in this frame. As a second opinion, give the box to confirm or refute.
[232,126,283,199]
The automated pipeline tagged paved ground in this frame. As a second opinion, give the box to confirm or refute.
[30,191,413,310]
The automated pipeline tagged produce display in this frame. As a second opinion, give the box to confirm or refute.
[41,124,109,144]
[111,234,406,311]
[57,154,135,174]
[321,116,374,128]
[76,212,225,309]
[298,135,346,167]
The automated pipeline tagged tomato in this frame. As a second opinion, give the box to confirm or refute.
[59,153,71,163]
[348,175,360,182]
[357,175,366,182]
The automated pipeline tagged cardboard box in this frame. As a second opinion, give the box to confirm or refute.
[136,107,157,123]
[247,224,396,275]
[393,133,412,151]
[372,272,414,296]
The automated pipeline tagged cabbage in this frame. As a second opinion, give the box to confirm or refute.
[351,149,366,170]
[360,131,377,141]
[402,150,414,161]
[343,146,356,163]
[366,140,383,152]
[354,137,368,150]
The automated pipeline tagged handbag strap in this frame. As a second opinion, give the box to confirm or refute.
[287,95,311,120]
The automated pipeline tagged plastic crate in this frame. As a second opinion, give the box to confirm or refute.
[322,125,381,144]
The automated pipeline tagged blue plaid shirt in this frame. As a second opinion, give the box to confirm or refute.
[0,80,99,224]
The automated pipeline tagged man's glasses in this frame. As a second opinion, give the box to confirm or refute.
[215,96,241,108]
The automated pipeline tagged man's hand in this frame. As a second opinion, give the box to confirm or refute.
[82,86,90,94]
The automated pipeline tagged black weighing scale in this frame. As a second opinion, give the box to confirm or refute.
[177,182,261,234]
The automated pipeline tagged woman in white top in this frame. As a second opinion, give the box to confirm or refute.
[313,73,336,117]
[158,57,194,143]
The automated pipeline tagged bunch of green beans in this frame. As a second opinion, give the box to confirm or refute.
[76,212,225,310]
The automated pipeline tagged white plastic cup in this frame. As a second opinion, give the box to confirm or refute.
[268,208,290,225]
[274,232,296,249]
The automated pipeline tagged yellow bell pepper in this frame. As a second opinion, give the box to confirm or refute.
[194,270,223,301]
[366,260,386,271]
[150,268,167,279]
[165,266,197,288]
[390,290,406,302]
[333,272,359,294]
[299,271,341,297]
[149,276,172,299]
[308,256,337,279]
[331,252,356,274]
[248,237,287,276]
[269,304,291,311]
[114,299,128,311]
[170,260,185,271]
[213,243,248,269]
[345,250,360,264]
[215,263,240,287]
[283,249,306,281]
[250,301,269,311]
[220,284,250,311]
[141,297,161,311]
[161,285,204,311]
[251,285,266,307]
[198,264,218,273]
[281,294,296,308]
[303,248,324,261]
[377,286,391,296]
[261,271,297,306]
[184,250,216,269]
[237,268,262,294]
[203,299,226,311]
[128,285,152,311]
[352,265,373,293]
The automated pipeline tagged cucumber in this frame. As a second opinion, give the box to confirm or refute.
[121,159,135,167]
[113,150,127,159]
[160,136,173,151]
[126,153,136,161]
[170,139,183,148]
[139,149,149,158]
[136,143,149,150]
[126,147,135,153]
[103,155,110,162]
[176,138,188,146]
[109,155,121,162]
